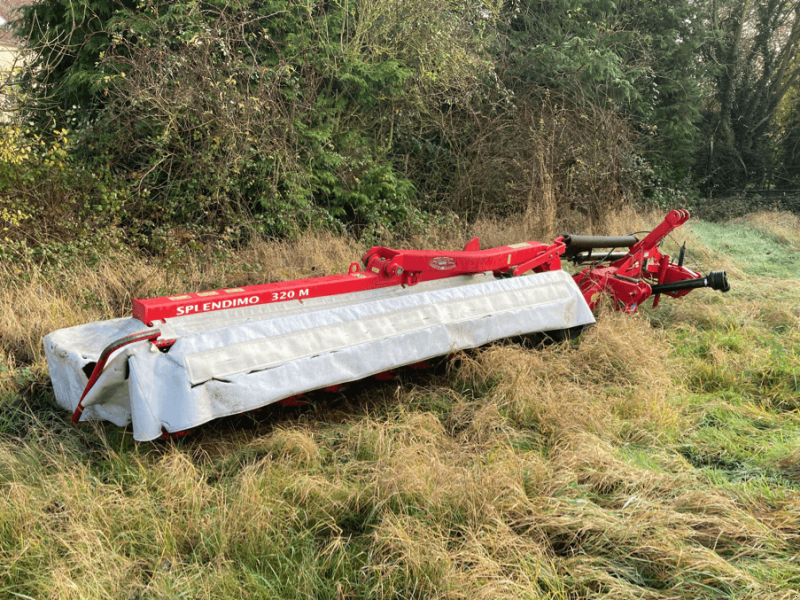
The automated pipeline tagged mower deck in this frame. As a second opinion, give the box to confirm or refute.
[44,270,594,441]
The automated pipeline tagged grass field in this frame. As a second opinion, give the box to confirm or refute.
[1,209,799,599]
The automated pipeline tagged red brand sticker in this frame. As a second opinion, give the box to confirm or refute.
[429,256,457,270]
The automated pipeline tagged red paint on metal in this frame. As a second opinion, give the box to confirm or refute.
[72,331,170,424]
[132,241,564,325]
[573,209,705,312]
[161,428,191,440]
[462,237,480,252]
[652,254,671,308]
[131,213,712,323]
[409,361,432,370]
[277,394,308,407]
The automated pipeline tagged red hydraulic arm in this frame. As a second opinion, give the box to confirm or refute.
[565,209,729,312]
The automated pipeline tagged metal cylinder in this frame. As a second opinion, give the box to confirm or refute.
[562,235,638,252]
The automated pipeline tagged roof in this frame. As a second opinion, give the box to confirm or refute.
[0,0,30,21]
[0,0,32,46]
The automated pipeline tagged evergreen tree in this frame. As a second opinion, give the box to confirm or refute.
[16,0,137,122]
[500,0,707,183]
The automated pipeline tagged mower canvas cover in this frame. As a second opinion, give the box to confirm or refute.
[45,271,593,440]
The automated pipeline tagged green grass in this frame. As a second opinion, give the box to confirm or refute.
[1,210,800,599]
[690,220,800,280]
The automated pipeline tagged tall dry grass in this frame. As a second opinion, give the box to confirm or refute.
[2,208,800,598]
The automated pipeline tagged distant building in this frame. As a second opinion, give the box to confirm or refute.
[0,0,29,116]
[0,0,26,68]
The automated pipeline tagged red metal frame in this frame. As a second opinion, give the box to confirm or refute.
[132,210,711,326]
[571,209,703,312]
[71,331,174,424]
[133,239,565,325]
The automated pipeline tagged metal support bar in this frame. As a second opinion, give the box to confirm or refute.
[72,331,171,423]
[133,241,566,325]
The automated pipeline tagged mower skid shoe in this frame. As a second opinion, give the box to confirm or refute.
[44,270,594,441]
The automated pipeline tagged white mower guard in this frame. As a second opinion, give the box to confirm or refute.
[44,270,595,441]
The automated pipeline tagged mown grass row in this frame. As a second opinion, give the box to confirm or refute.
[1,209,799,599]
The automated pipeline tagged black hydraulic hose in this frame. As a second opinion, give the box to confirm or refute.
[569,251,630,264]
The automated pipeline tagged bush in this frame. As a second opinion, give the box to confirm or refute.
[17,0,503,240]
[429,90,644,228]
[0,124,128,263]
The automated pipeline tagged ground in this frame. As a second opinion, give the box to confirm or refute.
[1,209,799,599]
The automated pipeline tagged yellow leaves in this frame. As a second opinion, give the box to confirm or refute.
[0,207,32,228]
[0,125,34,166]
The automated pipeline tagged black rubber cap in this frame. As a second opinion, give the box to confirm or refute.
[708,270,730,293]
